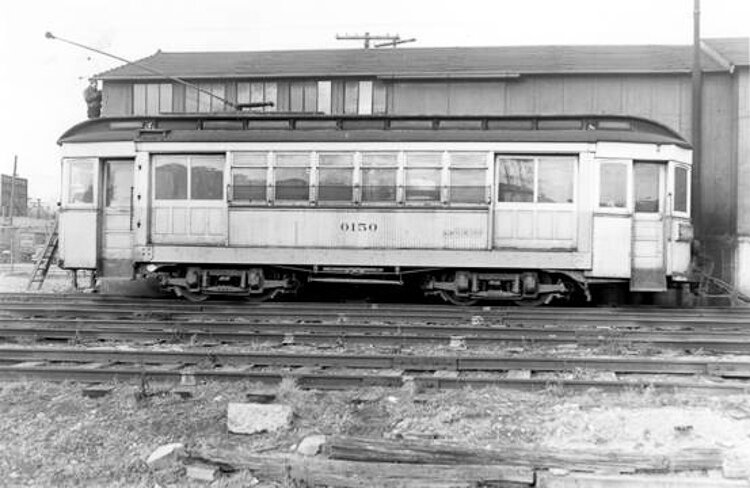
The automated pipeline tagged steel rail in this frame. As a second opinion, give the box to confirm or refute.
[4,325,750,352]
[0,363,747,395]
[4,316,750,339]
[3,346,750,376]
[2,304,750,329]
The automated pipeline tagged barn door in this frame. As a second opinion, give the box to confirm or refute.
[630,162,667,291]
[100,159,134,277]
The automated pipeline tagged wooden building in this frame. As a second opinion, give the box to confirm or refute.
[94,39,750,293]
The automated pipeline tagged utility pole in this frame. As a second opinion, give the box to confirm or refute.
[691,0,702,234]
[336,32,414,49]
[8,155,17,271]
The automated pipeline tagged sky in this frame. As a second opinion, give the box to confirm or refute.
[0,0,748,202]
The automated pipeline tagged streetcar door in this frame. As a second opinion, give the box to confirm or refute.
[630,161,667,291]
[100,159,134,277]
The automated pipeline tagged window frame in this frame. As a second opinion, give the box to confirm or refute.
[404,152,444,206]
[63,158,98,208]
[360,152,399,206]
[447,152,490,206]
[272,152,312,205]
[596,158,632,214]
[670,162,691,217]
[229,152,270,206]
[152,154,226,203]
[316,152,355,205]
[496,155,577,208]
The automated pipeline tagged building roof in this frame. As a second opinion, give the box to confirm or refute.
[96,38,749,81]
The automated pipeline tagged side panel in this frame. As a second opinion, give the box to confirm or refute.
[591,216,631,277]
[60,211,98,268]
[228,209,488,249]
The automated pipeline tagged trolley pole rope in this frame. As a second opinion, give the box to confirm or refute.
[45,31,238,111]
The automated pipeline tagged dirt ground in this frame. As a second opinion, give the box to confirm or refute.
[3,267,750,486]
[3,380,750,487]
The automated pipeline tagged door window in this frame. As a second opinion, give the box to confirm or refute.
[105,162,133,207]
[634,162,660,213]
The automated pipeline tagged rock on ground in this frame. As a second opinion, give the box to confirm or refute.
[146,443,185,469]
[297,434,327,456]
[227,403,293,435]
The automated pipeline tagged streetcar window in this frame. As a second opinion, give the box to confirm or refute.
[275,153,310,201]
[599,161,628,208]
[155,158,187,200]
[497,158,534,202]
[191,157,224,200]
[405,153,442,202]
[361,153,397,202]
[232,168,267,201]
[68,159,95,204]
[634,163,660,213]
[674,166,688,213]
[450,169,486,203]
[318,153,353,202]
[449,153,486,203]
[538,157,574,203]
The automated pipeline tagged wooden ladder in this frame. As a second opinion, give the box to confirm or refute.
[27,221,59,291]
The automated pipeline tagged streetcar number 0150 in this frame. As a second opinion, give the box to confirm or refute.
[340,222,378,232]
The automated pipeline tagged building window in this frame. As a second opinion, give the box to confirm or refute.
[448,152,486,204]
[68,159,95,204]
[674,166,688,213]
[497,156,575,204]
[599,160,628,208]
[318,153,353,202]
[317,81,332,115]
[405,153,442,202]
[275,153,310,201]
[133,83,172,115]
[154,155,224,200]
[361,153,398,203]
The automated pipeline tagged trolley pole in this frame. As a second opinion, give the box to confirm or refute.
[8,155,17,272]
[691,0,702,234]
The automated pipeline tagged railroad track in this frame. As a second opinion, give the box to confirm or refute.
[5,314,750,352]
[2,296,750,329]
[2,294,750,392]
[1,345,749,394]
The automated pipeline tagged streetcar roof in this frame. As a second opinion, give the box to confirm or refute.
[59,114,690,148]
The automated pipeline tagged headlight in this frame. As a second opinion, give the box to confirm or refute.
[677,222,693,242]
[146,264,159,272]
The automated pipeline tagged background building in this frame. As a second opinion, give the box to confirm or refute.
[1,174,28,218]
[94,39,750,292]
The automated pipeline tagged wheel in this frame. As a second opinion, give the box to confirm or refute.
[438,291,479,306]
[176,288,209,302]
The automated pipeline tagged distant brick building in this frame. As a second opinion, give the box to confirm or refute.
[1,174,28,218]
